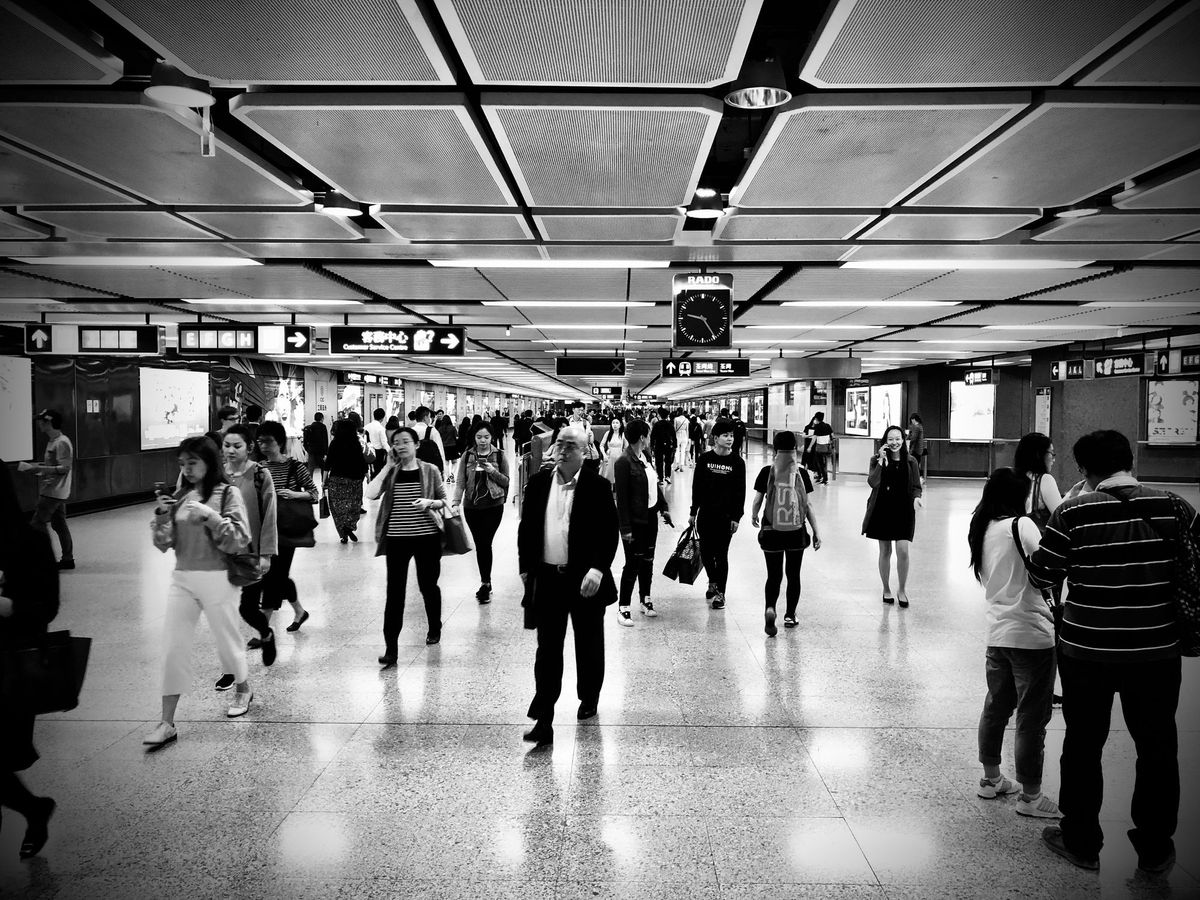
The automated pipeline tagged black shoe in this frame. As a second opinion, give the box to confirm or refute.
[261,629,276,667]
[425,632,440,645]
[246,637,263,649]
[378,651,398,668]
[476,583,492,604]
[897,594,910,609]
[18,797,55,859]
[57,559,75,571]
[215,673,236,691]
[882,594,895,605]
[286,610,309,632]
[522,722,553,747]
[348,531,358,543]
[765,607,777,637]
[340,536,348,544]
[1137,848,1176,875]
[577,703,597,720]
[1042,826,1099,871]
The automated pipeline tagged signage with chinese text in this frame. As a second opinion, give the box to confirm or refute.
[1093,353,1146,378]
[329,326,465,356]
[964,369,992,385]
[660,357,750,378]
[336,371,402,387]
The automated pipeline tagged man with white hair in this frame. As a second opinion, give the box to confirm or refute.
[517,425,619,747]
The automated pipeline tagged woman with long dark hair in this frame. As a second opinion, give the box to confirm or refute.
[966,468,1060,819]
[862,425,924,607]
[600,415,626,483]
[146,437,254,748]
[324,418,369,543]
[0,461,59,858]
[452,420,510,603]
[1013,432,1062,530]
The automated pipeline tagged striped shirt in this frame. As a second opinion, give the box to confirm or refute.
[1027,476,1198,662]
[387,469,438,537]
[264,458,318,501]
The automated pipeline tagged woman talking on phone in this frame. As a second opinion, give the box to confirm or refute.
[862,425,924,608]
[368,426,449,665]
[452,420,510,604]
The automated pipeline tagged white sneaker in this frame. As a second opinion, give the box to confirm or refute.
[617,606,634,626]
[142,722,177,748]
[1016,793,1061,818]
[640,598,657,617]
[227,690,254,718]
[977,774,1020,799]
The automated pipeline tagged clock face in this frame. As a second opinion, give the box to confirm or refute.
[675,290,732,348]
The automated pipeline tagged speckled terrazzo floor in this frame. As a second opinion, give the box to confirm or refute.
[3,449,1198,900]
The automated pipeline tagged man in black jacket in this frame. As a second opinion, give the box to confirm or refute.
[689,418,746,609]
[518,425,619,747]
[649,408,676,485]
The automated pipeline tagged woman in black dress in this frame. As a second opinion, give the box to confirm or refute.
[862,425,924,607]
[324,418,369,543]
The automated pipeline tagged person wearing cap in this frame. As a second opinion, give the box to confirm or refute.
[23,410,75,570]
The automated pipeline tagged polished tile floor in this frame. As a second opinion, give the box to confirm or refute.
[2,450,1198,899]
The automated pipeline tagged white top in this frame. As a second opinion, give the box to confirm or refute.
[638,455,657,509]
[543,469,577,566]
[1024,472,1062,516]
[365,420,388,450]
[674,415,689,439]
[980,517,1054,650]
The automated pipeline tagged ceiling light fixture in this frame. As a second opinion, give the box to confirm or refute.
[745,324,883,330]
[842,259,1090,270]
[1054,203,1103,219]
[532,339,641,344]
[316,190,362,218]
[681,190,728,220]
[429,259,668,269]
[181,298,363,306]
[482,300,655,308]
[724,57,792,109]
[781,300,961,308]
[512,324,647,330]
[12,256,261,267]
[144,60,215,108]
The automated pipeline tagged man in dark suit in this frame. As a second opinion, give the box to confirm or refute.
[518,425,619,747]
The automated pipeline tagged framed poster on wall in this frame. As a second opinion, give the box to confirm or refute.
[869,383,903,438]
[263,375,305,438]
[844,386,870,436]
[949,382,996,442]
[1147,379,1199,444]
[139,367,209,450]
[0,356,34,461]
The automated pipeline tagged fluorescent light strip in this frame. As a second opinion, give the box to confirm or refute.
[735,339,834,344]
[13,256,262,267]
[430,259,668,269]
[744,324,883,330]
[920,340,1033,345]
[532,339,641,344]
[842,259,1089,270]
[482,301,655,308]
[182,298,364,306]
[982,324,1115,330]
[781,300,961,308]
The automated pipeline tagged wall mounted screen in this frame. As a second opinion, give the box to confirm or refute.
[1147,379,1199,444]
[949,382,996,442]
[844,386,870,436]
[139,367,210,450]
[869,383,904,438]
[0,356,34,461]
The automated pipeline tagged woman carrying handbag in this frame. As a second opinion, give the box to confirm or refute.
[863,425,924,608]
[255,421,317,634]
[612,419,674,626]
[452,420,509,604]
[324,418,369,543]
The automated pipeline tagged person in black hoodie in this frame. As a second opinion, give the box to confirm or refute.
[688,418,746,610]
[0,461,60,859]
[649,408,676,485]
[612,419,673,625]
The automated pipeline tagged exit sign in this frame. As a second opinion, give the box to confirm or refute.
[964,369,992,385]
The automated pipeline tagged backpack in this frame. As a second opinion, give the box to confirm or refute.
[416,426,444,473]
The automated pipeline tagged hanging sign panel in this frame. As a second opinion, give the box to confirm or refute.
[555,357,626,377]
[660,357,750,378]
[1094,353,1146,378]
[328,326,464,356]
[178,324,258,354]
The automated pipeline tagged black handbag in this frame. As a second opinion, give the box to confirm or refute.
[276,459,318,547]
[663,526,703,585]
[319,494,330,519]
[0,631,92,715]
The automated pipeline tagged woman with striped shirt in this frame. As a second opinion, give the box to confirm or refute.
[367,427,449,666]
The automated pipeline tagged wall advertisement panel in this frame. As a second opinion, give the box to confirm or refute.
[869,383,903,438]
[844,386,870,436]
[139,367,209,450]
[949,382,996,442]
[1147,379,1199,444]
[0,356,34,461]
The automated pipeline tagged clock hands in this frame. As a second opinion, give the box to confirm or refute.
[685,313,718,339]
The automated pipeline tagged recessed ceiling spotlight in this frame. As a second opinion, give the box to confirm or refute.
[682,191,728,220]
[724,57,792,109]
[144,60,215,108]
[1054,203,1103,219]
[317,190,362,218]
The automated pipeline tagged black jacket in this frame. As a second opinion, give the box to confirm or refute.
[650,419,675,449]
[518,466,619,605]
[613,451,666,533]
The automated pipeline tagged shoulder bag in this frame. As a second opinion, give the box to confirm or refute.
[1011,514,1060,635]
[219,485,266,586]
[0,630,92,715]
[275,458,318,548]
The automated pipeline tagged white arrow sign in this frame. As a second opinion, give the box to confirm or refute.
[287,331,307,348]
[665,361,677,374]
[30,329,49,349]
[440,333,460,350]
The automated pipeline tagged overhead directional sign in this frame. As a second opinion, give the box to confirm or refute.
[26,324,164,355]
[592,387,620,397]
[283,326,312,354]
[1094,352,1146,378]
[329,326,465,356]
[964,369,992,385]
[661,357,750,378]
[555,356,626,377]
[24,324,52,354]
[178,324,258,354]
[1050,359,1085,381]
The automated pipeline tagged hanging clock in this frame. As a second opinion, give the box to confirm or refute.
[672,272,733,350]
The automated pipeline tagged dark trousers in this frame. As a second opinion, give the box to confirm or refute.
[464,505,504,582]
[243,545,297,611]
[812,450,829,483]
[32,496,73,562]
[528,566,605,724]
[1058,654,1181,862]
[383,534,443,648]
[238,585,272,639]
[371,448,387,479]
[977,646,1056,785]
[696,511,733,593]
[763,547,803,616]
[653,446,672,482]
[619,520,658,605]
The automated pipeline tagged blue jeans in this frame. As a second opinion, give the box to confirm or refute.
[977,646,1056,785]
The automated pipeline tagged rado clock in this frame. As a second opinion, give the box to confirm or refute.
[672,272,733,350]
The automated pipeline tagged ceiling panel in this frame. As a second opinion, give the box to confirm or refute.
[0,210,50,239]
[713,214,874,241]
[325,266,505,301]
[801,0,1169,88]
[375,212,533,243]
[912,99,1200,208]
[630,267,780,303]
[771,268,936,301]
[23,210,217,240]
[891,268,1107,301]
[1034,267,1200,301]
[92,0,452,85]
[483,94,723,207]
[0,140,137,206]
[535,215,683,243]
[0,1,124,85]
[0,264,368,299]
[1033,213,1200,242]
[844,243,1169,261]
[1114,167,1200,209]
[1145,244,1200,260]
[182,211,364,241]
[860,212,1039,241]
[231,94,515,206]
[0,268,113,298]
[480,269,630,302]
[0,97,308,206]
[949,304,1088,324]
[731,94,1026,208]
[739,303,961,327]
[434,0,760,87]
[1078,1,1200,86]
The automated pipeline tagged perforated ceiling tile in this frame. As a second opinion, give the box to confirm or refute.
[480,268,629,301]
[324,266,506,302]
[771,268,935,302]
[182,212,363,241]
[1114,168,1200,209]
[1,2,124,84]
[0,268,113,298]
[232,94,514,207]
[801,0,1169,87]
[1079,1,1200,86]
[434,0,759,86]
[731,95,1026,208]
[949,303,1092,324]
[0,141,135,206]
[535,215,682,242]
[92,0,451,85]
[1144,244,1200,260]
[843,242,1166,261]
[6,264,367,300]
[483,95,723,207]
[0,97,307,206]
[22,210,216,240]
[1035,267,1200,301]
[1033,213,1200,242]
[860,212,1039,241]
[740,303,956,327]
[0,210,50,239]
[912,100,1200,208]
[892,268,1107,301]
[630,267,780,302]
[713,214,874,241]
[375,212,533,243]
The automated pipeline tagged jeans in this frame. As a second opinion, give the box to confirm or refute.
[619,520,658,605]
[1058,654,1181,862]
[464,505,504,582]
[32,496,73,561]
[812,450,829,483]
[527,566,605,724]
[696,511,733,593]
[977,646,1056,785]
[763,547,803,616]
[383,533,443,648]
[653,447,672,482]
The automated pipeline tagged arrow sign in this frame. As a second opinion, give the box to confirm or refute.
[287,332,306,348]
[31,329,48,349]
[440,332,460,350]
[665,361,677,374]
[282,326,312,354]
[24,324,57,354]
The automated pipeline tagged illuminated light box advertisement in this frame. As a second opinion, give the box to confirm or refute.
[337,383,363,420]
[139,367,209,450]
[949,381,996,442]
[869,383,903,438]
[844,386,870,436]
[264,376,305,439]
[0,356,34,461]
[1147,380,1199,444]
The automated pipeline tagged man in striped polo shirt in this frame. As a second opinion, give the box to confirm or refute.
[1027,430,1197,874]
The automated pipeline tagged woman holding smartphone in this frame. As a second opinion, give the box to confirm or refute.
[862,425,924,608]
[145,437,255,749]
[452,420,509,604]
[368,427,449,665]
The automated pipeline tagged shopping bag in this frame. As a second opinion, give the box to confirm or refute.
[319,494,330,519]
[0,631,92,715]
[442,509,474,556]
[663,526,703,585]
